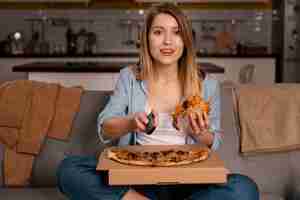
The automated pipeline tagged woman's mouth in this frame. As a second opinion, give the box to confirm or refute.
[160,48,175,56]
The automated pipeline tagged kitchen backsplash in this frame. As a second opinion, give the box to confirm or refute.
[0,9,272,54]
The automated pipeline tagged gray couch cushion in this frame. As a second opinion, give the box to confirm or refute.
[288,150,300,200]
[31,139,69,187]
[0,188,66,200]
[291,183,300,200]
[63,90,111,156]
[31,91,111,187]
[261,192,285,200]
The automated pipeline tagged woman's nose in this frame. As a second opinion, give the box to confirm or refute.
[163,32,172,45]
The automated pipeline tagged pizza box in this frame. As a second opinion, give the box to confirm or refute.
[96,144,230,186]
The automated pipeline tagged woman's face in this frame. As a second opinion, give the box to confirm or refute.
[148,13,184,67]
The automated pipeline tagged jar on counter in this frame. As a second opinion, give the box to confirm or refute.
[77,33,87,55]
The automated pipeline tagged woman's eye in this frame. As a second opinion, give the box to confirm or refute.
[174,30,180,35]
[153,30,162,35]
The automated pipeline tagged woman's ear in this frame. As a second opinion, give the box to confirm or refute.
[134,61,142,80]
[137,59,142,72]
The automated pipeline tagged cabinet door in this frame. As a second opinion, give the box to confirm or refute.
[134,0,270,3]
[0,0,90,2]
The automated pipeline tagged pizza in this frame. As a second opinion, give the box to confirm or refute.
[172,95,210,121]
[107,147,210,167]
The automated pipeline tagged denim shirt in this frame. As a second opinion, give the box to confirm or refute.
[97,67,222,151]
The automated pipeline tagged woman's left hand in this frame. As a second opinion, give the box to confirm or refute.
[187,111,214,147]
[187,111,209,135]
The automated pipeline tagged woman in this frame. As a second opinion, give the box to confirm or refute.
[57,3,259,200]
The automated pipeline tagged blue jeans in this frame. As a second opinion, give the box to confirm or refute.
[57,155,259,200]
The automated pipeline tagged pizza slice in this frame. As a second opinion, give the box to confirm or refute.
[172,95,210,121]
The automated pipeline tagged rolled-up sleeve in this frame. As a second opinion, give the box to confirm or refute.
[186,77,222,150]
[206,77,222,151]
[97,68,130,144]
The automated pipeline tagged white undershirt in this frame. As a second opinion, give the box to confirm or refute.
[136,112,187,145]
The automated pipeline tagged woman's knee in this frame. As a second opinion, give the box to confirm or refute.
[56,156,129,200]
[58,156,78,177]
[228,174,259,200]
[57,156,97,191]
[57,156,82,189]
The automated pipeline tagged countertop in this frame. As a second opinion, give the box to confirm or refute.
[12,61,225,74]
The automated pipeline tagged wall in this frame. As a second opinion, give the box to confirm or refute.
[0,8,272,53]
[0,59,27,85]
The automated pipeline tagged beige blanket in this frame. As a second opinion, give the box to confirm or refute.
[0,80,82,186]
[233,84,300,155]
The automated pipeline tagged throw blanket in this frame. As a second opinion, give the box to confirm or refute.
[233,84,300,155]
[0,80,82,186]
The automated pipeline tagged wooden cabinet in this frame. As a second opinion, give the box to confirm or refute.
[0,0,90,3]
[134,0,270,2]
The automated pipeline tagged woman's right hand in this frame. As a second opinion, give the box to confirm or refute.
[130,111,158,133]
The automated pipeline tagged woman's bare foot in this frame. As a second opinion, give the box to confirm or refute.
[122,189,150,200]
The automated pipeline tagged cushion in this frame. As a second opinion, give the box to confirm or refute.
[0,188,66,200]
[288,150,300,200]
[31,139,68,187]
[31,91,111,187]
[260,192,285,200]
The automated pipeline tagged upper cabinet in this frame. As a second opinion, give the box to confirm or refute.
[0,0,90,2]
[134,0,270,2]
[0,0,271,9]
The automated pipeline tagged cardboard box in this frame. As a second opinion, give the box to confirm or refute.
[96,144,229,186]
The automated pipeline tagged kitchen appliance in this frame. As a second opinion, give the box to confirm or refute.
[25,31,40,55]
[76,28,87,54]
[0,36,11,55]
[10,31,25,55]
[39,21,50,55]
[86,32,97,54]
[65,27,97,55]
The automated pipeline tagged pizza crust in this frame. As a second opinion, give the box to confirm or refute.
[107,148,210,167]
[107,149,154,166]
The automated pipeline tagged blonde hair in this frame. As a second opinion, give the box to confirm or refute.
[138,2,202,98]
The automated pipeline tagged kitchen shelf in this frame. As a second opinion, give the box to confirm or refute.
[0,53,279,59]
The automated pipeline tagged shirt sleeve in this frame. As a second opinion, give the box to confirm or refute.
[97,68,131,144]
[186,76,222,150]
[206,76,222,151]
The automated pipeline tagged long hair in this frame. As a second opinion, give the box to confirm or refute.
[138,2,202,98]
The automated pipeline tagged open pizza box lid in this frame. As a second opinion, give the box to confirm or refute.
[96,144,230,185]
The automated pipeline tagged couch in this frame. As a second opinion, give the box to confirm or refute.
[0,86,299,200]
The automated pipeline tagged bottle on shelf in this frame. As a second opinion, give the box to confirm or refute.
[66,26,77,55]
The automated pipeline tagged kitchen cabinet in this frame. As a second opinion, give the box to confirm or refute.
[0,0,90,3]
[134,0,270,3]
[3,56,277,91]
